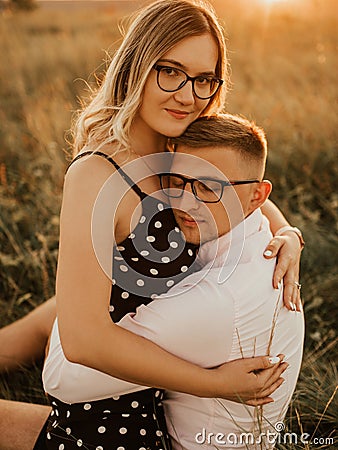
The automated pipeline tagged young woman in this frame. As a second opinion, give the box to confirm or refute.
[0,1,303,449]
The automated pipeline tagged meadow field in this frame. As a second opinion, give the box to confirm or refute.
[0,0,337,448]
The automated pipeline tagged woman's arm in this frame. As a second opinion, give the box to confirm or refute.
[56,156,286,404]
[261,199,304,311]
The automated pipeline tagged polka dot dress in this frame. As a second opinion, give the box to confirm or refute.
[45,390,171,449]
[36,152,198,450]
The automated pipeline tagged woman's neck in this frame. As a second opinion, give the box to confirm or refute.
[130,116,167,156]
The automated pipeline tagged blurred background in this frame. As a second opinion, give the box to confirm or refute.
[0,0,337,447]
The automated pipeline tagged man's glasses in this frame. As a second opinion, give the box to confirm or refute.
[153,64,224,100]
[159,173,261,204]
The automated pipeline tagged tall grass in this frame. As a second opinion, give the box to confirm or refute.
[0,1,337,448]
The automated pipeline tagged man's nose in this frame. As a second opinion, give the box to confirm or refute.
[174,185,200,212]
[173,81,195,105]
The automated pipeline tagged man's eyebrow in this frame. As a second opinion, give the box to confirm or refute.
[157,59,216,76]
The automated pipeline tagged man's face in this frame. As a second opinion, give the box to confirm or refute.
[170,146,265,245]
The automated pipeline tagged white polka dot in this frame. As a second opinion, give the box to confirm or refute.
[155,221,162,228]
[117,447,125,450]
[161,256,170,263]
[166,280,175,287]
[116,246,125,252]
[114,256,123,261]
[47,432,51,440]
[131,257,139,262]
[112,278,116,285]
[121,292,129,299]
[96,447,104,450]
[155,390,161,397]
[66,410,70,418]
[59,445,65,450]
[109,305,115,312]
[119,427,127,434]
[175,227,180,233]
[181,265,188,272]
[153,413,157,420]
[131,401,139,408]
[139,215,146,223]
[188,249,194,256]
[66,427,71,435]
[150,294,158,299]
[113,395,120,400]
[103,410,111,414]
[122,413,130,417]
[157,203,164,211]
[50,410,54,416]
[150,268,158,275]
[77,439,83,447]
[141,250,149,256]
[98,426,106,433]
[52,401,57,406]
[156,430,163,436]
[141,413,147,417]
[139,448,146,450]
[55,409,59,416]
[140,429,146,436]
[119,265,128,272]
[146,236,155,242]
[84,403,91,410]
[52,420,58,428]
[129,233,135,239]
[136,279,145,287]
[170,241,178,248]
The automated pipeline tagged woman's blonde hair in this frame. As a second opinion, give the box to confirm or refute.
[72,0,228,156]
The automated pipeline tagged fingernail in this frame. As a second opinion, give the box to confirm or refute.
[264,250,273,257]
[275,280,281,290]
[289,302,296,311]
[269,356,281,364]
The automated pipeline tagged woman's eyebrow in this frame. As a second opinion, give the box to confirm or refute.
[157,58,216,76]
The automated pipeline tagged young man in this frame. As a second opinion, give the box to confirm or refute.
[43,114,304,449]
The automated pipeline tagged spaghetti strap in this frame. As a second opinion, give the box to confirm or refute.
[66,151,146,200]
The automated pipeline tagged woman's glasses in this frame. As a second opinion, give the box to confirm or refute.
[153,64,224,100]
[159,173,260,204]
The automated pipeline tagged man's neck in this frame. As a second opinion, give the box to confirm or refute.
[196,209,266,267]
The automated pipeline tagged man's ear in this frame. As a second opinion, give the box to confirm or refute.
[248,180,272,212]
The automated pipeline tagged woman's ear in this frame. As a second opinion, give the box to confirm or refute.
[249,180,272,212]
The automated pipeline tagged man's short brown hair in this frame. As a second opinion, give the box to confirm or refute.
[172,114,267,165]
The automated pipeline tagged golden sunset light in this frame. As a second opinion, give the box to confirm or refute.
[0,0,337,449]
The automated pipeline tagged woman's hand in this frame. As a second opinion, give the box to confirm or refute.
[263,232,303,311]
[214,355,288,406]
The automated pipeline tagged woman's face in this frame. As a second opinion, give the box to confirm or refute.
[137,34,219,139]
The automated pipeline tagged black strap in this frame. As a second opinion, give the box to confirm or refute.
[66,151,146,200]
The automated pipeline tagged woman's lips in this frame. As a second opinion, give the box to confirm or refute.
[165,109,190,120]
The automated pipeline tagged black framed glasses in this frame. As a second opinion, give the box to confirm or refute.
[153,64,224,100]
[159,173,261,204]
